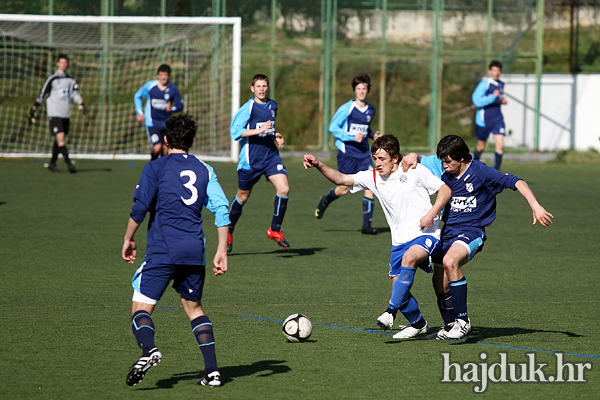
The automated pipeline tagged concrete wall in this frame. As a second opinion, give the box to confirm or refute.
[501,74,600,151]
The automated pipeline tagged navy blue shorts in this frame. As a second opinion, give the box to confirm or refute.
[146,126,166,146]
[237,159,287,191]
[476,123,506,141]
[131,260,206,304]
[49,118,70,136]
[337,152,373,174]
[433,225,486,264]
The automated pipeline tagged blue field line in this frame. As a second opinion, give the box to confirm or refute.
[239,315,600,360]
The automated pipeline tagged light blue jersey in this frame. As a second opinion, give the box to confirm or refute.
[472,77,505,128]
[329,100,376,159]
[134,80,183,128]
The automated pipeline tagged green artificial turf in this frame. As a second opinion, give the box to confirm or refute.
[0,157,598,399]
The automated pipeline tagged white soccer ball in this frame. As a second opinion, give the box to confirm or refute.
[282,314,312,342]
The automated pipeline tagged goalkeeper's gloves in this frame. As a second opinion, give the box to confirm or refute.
[28,107,36,124]
[78,102,87,115]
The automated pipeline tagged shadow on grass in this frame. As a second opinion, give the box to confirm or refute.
[0,201,6,206]
[229,247,326,257]
[460,326,585,343]
[383,325,584,345]
[72,167,113,173]
[142,359,290,389]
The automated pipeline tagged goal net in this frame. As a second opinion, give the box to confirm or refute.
[0,14,241,161]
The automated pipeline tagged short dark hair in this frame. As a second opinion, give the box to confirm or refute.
[352,73,371,92]
[57,53,69,62]
[157,64,171,75]
[371,135,400,161]
[165,113,196,152]
[251,74,269,86]
[489,60,502,70]
[436,135,472,162]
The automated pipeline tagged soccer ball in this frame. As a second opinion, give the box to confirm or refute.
[282,314,312,342]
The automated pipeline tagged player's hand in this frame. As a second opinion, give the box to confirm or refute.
[501,98,507,105]
[136,114,145,122]
[401,153,419,172]
[275,132,284,147]
[166,102,172,112]
[373,131,381,140]
[355,134,364,143]
[122,239,137,264]
[493,89,500,96]
[260,120,273,133]
[78,102,87,115]
[419,212,435,229]
[28,107,36,124]
[213,250,228,275]
[531,204,553,227]
[303,154,319,169]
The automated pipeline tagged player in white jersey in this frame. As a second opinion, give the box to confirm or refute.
[304,135,451,338]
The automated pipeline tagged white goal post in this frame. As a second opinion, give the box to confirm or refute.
[0,14,241,162]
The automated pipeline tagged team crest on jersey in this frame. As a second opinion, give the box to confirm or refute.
[399,175,407,183]
[367,115,371,122]
[466,182,473,192]
[164,93,170,101]
[271,110,276,118]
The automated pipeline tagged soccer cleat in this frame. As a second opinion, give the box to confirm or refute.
[392,321,429,339]
[47,163,60,172]
[198,370,221,387]
[126,347,162,386]
[444,318,471,340]
[376,311,394,330]
[67,163,77,173]
[361,222,378,235]
[315,197,328,219]
[267,227,290,248]
[227,233,233,253]
[426,321,459,340]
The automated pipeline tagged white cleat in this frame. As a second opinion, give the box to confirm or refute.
[377,312,394,330]
[444,318,471,339]
[392,321,429,339]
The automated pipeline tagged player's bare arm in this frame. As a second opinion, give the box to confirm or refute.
[515,180,554,227]
[241,120,273,137]
[420,184,451,228]
[401,152,420,172]
[303,154,355,186]
[122,217,142,264]
[213,225,229,275]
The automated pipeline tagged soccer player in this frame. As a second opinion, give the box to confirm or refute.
[134,64,184,161]
[122,113,229,387]
[304,135,452,339]
[314,73,380,234]
[424,135,553,340]
[227,74,289,252]
[28,53,86,173]
[472,60,507,170]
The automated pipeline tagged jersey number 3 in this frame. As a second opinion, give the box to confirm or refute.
[180,170,198,206]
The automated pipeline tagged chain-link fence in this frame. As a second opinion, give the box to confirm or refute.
[2,0,598,154]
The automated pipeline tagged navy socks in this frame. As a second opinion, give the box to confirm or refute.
[191,315,218,374]
[132,310,156,354]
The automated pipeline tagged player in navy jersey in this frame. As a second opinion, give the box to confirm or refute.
[28,53,86,173]
[472,60,507,170]
[122,114,229,387]
[314,73,380,234]
[423,135,553,340]
[227,74,289,251]
[134,64,184,161]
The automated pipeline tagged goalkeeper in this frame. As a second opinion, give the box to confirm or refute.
[28,53,86,173]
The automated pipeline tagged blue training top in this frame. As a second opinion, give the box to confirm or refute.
[329,100,376,159]
[230,98,280,171]
[472,77,505,128]
[130,154,230,266]
[134,80,184,128]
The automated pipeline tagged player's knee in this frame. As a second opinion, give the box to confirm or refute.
[237,190,251,203]
[337,186,350,196]
[277,186,289,197]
